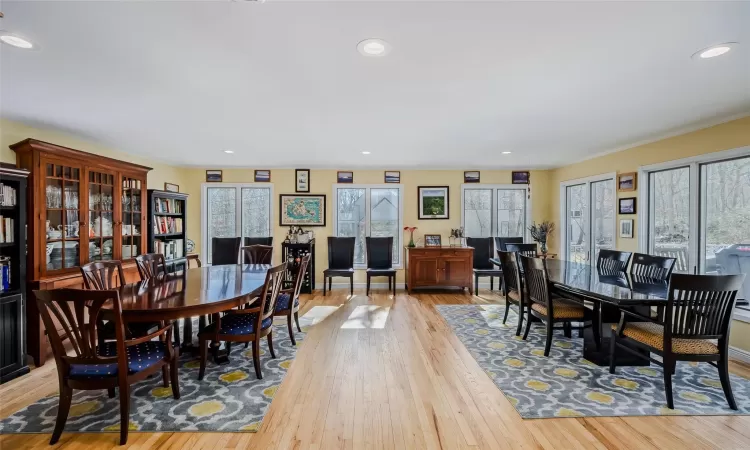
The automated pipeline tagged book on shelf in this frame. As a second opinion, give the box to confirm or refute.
[0,183,18,207]
[153,216,183,234]
[154,239,184,260]
[0,216,14,243]
[154,198,183,214]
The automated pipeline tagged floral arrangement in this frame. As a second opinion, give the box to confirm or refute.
[528,221,555,255]
[404,226,418,248]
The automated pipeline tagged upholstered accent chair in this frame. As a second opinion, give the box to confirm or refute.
[34,288,179,445]
[323,237,356,296]
[497,250,525,336]
[274,254,311,345]
[211,237,241,265]
[365,237,397,296]
[610,273,745,410]
[198,262,287,380]
[519,255,599,356]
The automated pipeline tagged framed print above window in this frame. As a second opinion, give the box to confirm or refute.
[254,170,271,183]
[206,170,223,182]
[337,171,354,183]
[296,169,310,193]
[279,194,326,226]
[418,186,449,219]
[384,171,400,183]
[464,171,480,183]
[512,171,530,184]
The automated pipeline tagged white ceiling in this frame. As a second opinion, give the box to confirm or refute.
[1,1,749,169]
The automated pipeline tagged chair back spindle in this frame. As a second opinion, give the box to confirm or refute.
[498,250,523,299]
[241,245,274,265]
[81,261,126,290]
[597,249,632,273]
[494,237,524,252]
[505,243,537,259]
[135,253,167,280]
[519,255,552,314]
[630,253,676,280]
[291,255,312,301]
[257,263,288,327]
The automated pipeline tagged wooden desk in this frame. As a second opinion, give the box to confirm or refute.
[404,246,474,295]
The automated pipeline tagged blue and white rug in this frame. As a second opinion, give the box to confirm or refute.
[437,304,750,418]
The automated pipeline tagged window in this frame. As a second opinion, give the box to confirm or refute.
[201,184,273,264]
[333,185,404,267]
[461,185,530,239]
[640,146,750,302]
[559,174,616,263]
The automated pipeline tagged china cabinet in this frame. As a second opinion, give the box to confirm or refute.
[11,139,151,366]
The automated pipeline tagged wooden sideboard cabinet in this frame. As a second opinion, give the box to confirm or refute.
[404,246,474,295]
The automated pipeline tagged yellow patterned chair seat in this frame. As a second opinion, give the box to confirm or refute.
[531,300,585,319]
[506,290,521,304]
[612,322,719,354]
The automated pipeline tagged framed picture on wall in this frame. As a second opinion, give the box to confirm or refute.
[424,234,442,247]
[279,194,326,226]
[619,197,636,214]
[164,182,179,193]
[337,171,354,183]
[254,170,271,182]
[618,172,637,191]
[512,171,530,184]
[464,171,480,183]
[418,186,449,219]
[295,169,310,192]
[619,219,634,238]
[206,170,223,182]
[384,171,400,183]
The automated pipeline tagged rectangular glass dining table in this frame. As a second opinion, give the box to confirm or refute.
[490,257,669,366]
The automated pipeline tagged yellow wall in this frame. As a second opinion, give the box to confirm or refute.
[181,168,551,285]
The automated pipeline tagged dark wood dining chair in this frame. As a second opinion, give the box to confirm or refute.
[609,273,745,410]
[241,244,274,264]
[198,262,287,380]
[597,249,633,272]
[323,237,356,296]
[505,243,537,259]
[467,237,503,293]
[494,237,524,252]
[630,252,676,281]
[211,237,241,265]
[186,254,202,268]
[244,237,273,247]
[519,255,598,356]
[34,288,179,445]
[135,253,167,280]
[365,237,397,296]
[497,250,525,336]
[273,255,311,345]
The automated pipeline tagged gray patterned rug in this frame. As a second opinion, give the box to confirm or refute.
[0,316,314,434]
[437,304,750,418]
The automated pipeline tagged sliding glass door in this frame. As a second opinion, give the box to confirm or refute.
[561,175,615,264]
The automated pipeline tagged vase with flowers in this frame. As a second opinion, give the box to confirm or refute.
[404,226,417,248]
[528,221,555,256]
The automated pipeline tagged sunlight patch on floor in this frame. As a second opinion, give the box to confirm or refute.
[273,305,342,326]
[340,305,390,329]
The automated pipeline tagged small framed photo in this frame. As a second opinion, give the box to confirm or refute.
[164,182,179,193]
[424,234,442,247]
[384,171,401,183]
[619,219,634,238]
[619,197,636,214]
[295,169,310,192]
[464,171,480,183]
[206,170,223,182]
[512,171,530,184]
[418,186,449,219]
[255,170,271,182]
[337,171,354,183]
[618,172,637,192]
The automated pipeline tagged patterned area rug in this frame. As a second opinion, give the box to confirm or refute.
[437,304,750,418]
[0,316,314,434]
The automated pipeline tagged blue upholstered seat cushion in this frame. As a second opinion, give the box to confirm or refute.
[202,313,273,336]
[274,293,299,311]
[68,341,166,379]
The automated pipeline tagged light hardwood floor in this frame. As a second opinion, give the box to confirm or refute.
[2,290,750,449]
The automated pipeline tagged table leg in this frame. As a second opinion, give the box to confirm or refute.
[208,313,231,365]
[582,303,650,366]
[179,317,196,354]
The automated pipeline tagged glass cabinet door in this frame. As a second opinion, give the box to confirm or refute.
[44,162,82,271]
[87,170,116,261]
[121,176,145,259]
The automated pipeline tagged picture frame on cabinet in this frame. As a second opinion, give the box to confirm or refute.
[424,234,442,247]
[164,182,179,193]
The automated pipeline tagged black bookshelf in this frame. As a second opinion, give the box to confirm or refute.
[147,190,189,273]
[281,240,315,294]
[0,167,30,383]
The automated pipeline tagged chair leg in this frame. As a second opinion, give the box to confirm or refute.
[173,320,181,348]
[161,365,170,388]
[252,338,263,379]
[366,274,371,296]
[267,331,276,359]
[50,385,73,445]
[718,353,738,410]
[608,332,618,374]
[515,303,524,337]
[108,388,116,398]
[170,352,181,399]
[329,277,332,293]
[295,311,302,332]
[563,322,572,338]
[664,357,675,409]
[474,275,479,294]
[118,384,130,445]
[502,298,510,324]
[287,314,297,346]
[522,309,532,340]
[544,320,554,356]
[490,277,494,291]
[592,319,601,351]
[198,336,208,381]
[323,276,327,296]
[392,275,396,297]
[350,276,354,296]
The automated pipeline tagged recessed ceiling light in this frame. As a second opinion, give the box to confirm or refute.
[502,151,512,155]
[692,42,738,60]
[357,39,391,57]
[361,151,371,155]
[224,150,234,154]
[0,33,34,49]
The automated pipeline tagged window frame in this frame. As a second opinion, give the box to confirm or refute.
[460,183,532,241]
[332,183,405,269]
[200,182,274,265]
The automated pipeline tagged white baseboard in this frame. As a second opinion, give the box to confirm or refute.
[729,346,750,364]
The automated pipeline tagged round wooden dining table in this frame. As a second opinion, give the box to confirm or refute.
[104,264,270,354]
